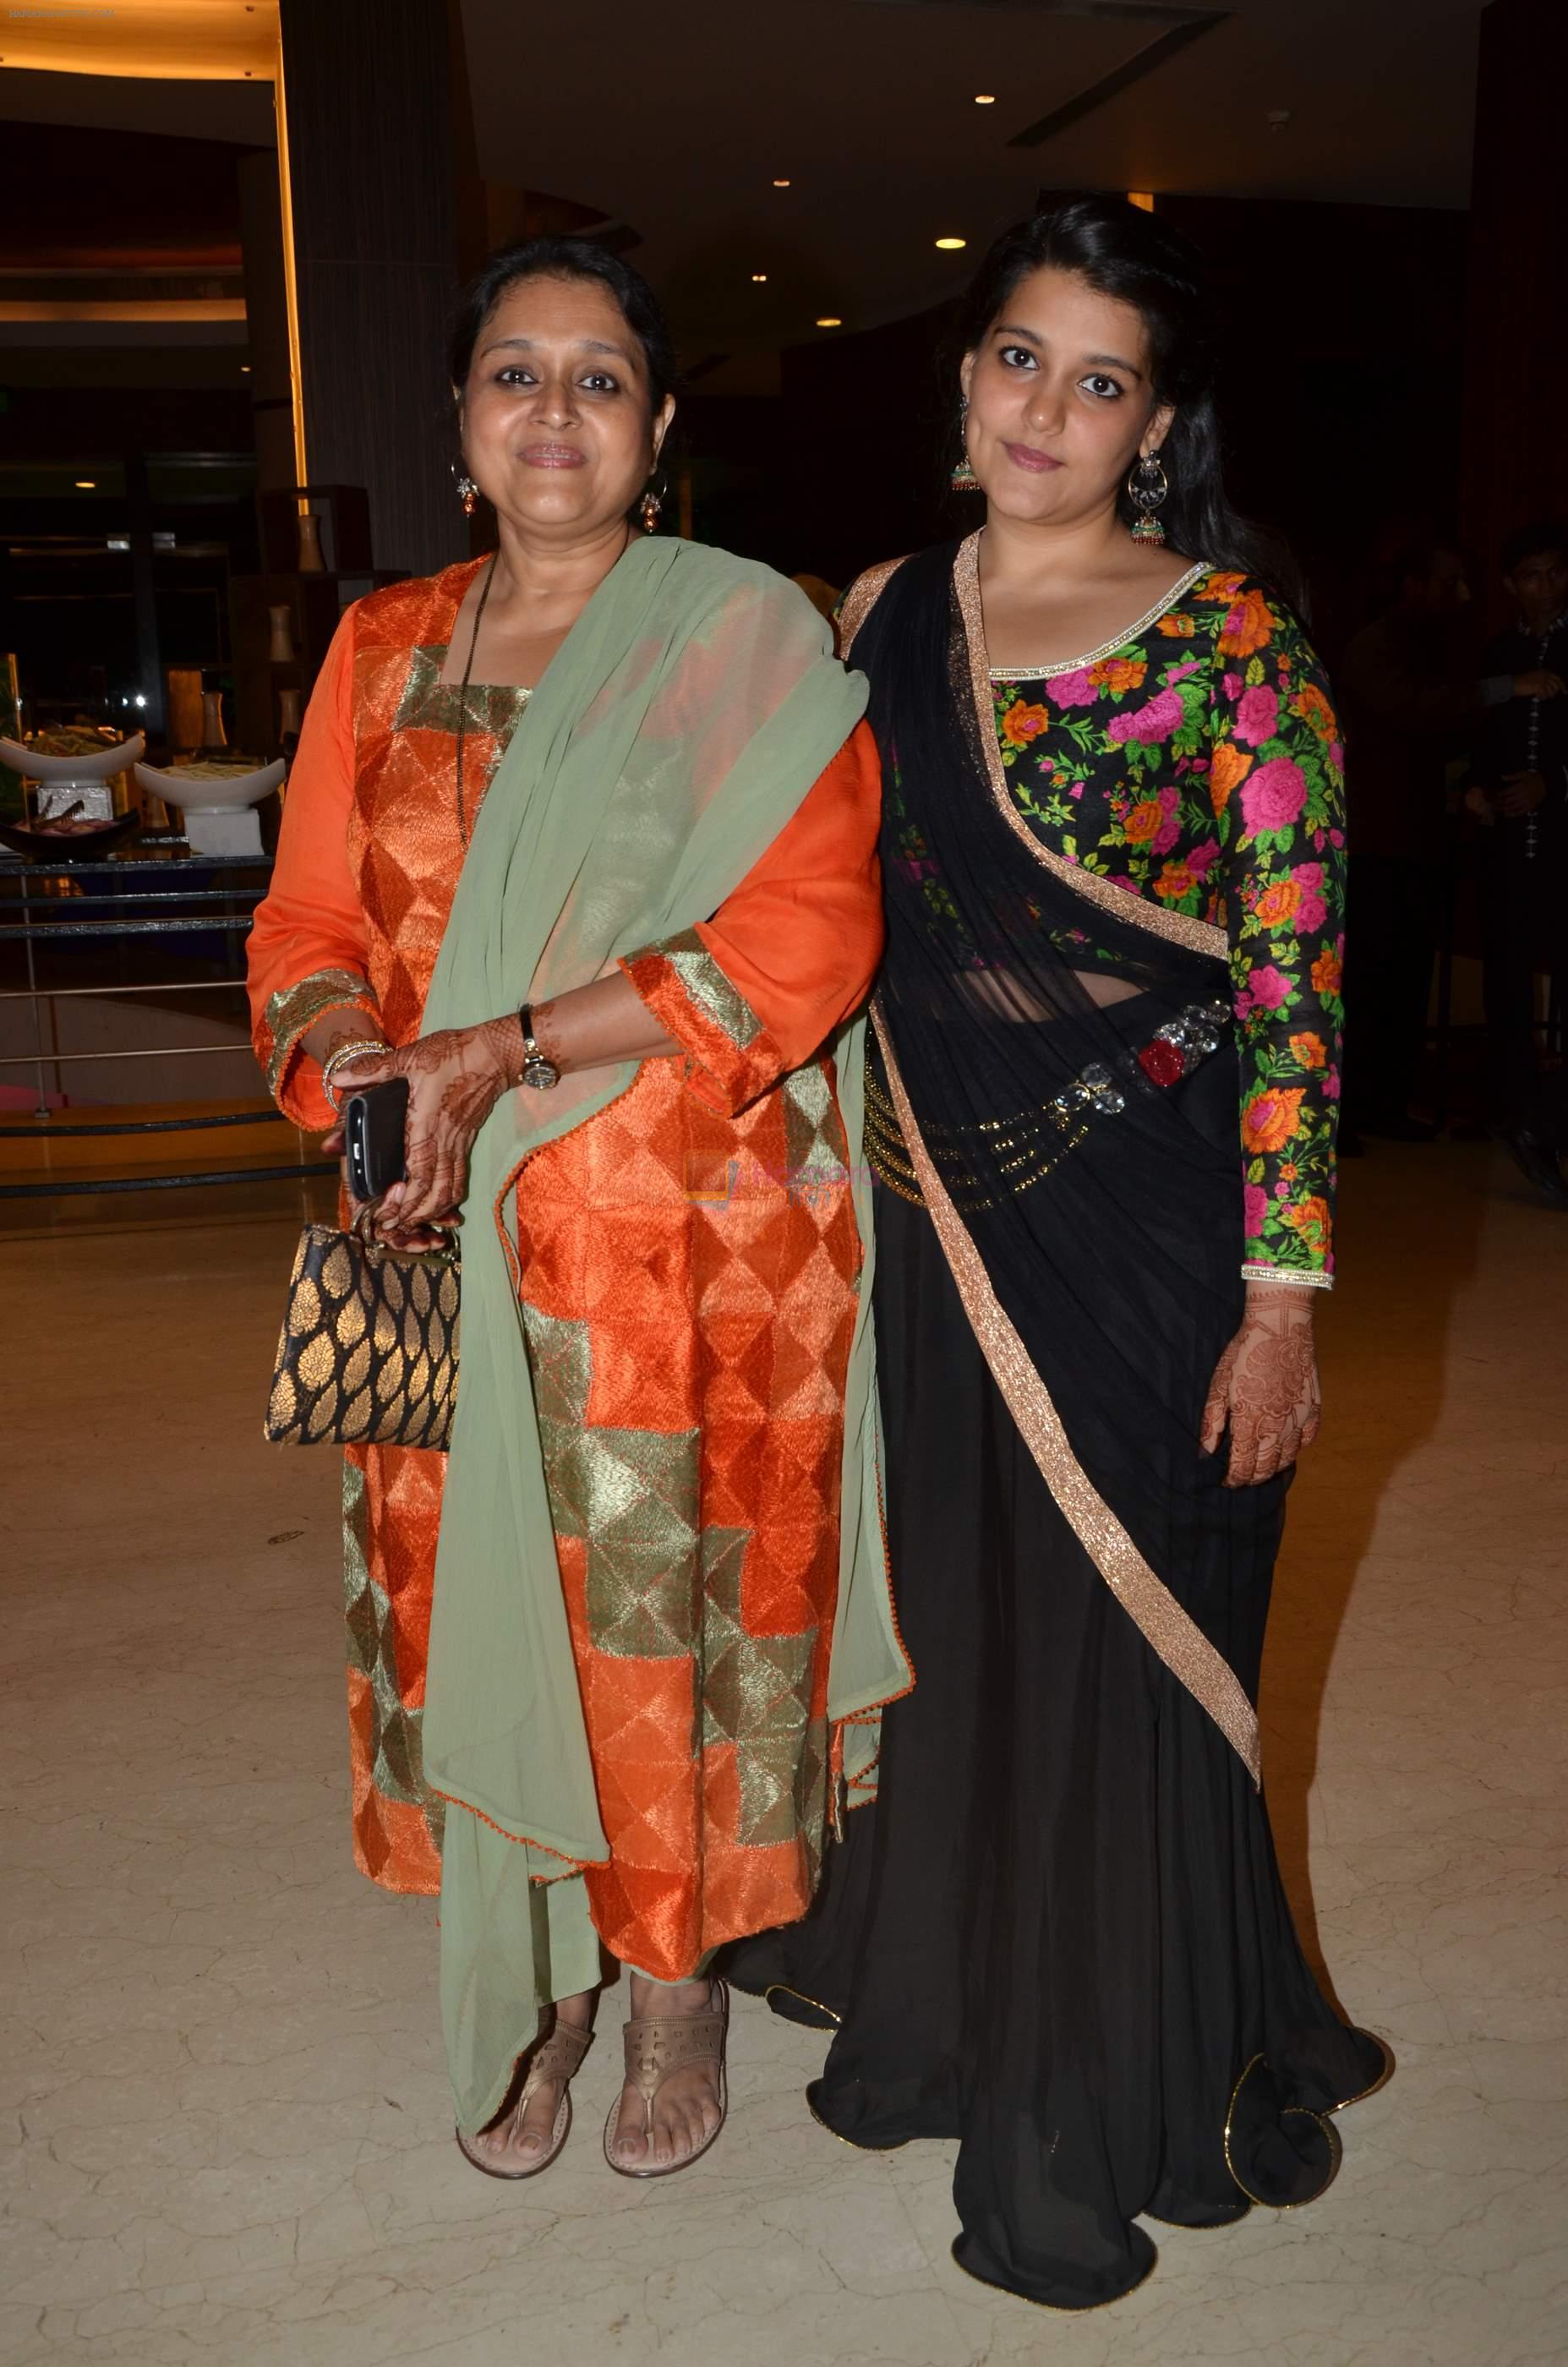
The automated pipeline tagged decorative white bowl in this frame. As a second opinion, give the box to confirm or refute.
[135,757,286,812]
[0,732,144,780]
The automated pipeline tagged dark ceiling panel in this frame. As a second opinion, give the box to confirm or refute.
[1008,14,1231,145]
[456,0,1483,383]
[0,123,248,269]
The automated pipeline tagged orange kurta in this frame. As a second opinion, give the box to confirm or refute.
[249,560,885,1971]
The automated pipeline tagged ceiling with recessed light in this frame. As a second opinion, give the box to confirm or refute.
[459,0,1483,389]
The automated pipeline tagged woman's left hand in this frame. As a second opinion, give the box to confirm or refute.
[332,1016,522,1232]
[1199,1286,1321,1487]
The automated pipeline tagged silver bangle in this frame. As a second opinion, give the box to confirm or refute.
[1241,1261,1332,1292]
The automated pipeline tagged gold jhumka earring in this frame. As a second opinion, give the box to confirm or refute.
[951,396,980,491]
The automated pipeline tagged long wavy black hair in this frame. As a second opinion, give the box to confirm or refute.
[953,196,1291,593]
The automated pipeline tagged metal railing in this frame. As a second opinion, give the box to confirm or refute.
[0,840,333,1199]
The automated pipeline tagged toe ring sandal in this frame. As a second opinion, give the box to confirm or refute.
[604,1977,729,2179]
[455,2015,595,2180]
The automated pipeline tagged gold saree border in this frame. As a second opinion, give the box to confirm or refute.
[953,532,1230,964]
[873,1002,1262,1786]
[837,555,911,660]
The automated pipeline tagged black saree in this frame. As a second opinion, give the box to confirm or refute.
[723,539,1387,2312]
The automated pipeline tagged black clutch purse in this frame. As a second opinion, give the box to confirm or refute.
[265,1210,459,1449]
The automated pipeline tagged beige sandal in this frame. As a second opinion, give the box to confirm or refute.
[455,2015,595,2180]
[604,1977,729,2178]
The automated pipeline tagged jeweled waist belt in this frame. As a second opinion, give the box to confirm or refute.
[865,1001,1230,1213]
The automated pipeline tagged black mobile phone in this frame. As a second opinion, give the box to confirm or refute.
[344,1077,409,1202]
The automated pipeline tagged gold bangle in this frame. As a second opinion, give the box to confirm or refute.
[320,1036,389,1108]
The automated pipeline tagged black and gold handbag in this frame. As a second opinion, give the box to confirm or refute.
[265,1212,459,1449]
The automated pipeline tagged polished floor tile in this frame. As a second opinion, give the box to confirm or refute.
[3,1141,1564,2364]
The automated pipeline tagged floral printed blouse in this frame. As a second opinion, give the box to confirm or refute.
[989,567,1347,1284]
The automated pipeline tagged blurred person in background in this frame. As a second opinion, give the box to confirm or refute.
[1472,521,1568,1202]
[1339,542,1563,1143]
[1338,544,1461,1142]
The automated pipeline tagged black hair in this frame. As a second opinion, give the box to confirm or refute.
[448,235,680,413]
[1502,519,1568,575]
[1378,538,1464,609]
[951,195,1287,591]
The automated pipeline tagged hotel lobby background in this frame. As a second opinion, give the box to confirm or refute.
[3,3,1567,2363]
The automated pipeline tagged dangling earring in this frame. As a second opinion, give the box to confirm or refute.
[453,467,478,517]
[639,479,664,533]
[951,396,980,492]
[1127,449,1169,544]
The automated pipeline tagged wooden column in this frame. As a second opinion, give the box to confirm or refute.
[236,150,296,500]
[277,0,469,577]
[1460,0,1568,620]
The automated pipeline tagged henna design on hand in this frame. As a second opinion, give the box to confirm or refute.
[527,998,567,1068]
[343,1016,526,1228]
[1200,1291,1321,1489]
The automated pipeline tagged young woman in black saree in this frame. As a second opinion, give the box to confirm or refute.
[724,197,1390,2311]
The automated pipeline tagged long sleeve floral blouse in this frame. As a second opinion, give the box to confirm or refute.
[990,568,1347,1284]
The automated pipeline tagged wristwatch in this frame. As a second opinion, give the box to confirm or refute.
[516,1003,560,1091]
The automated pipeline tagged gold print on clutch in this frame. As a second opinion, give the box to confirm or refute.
[268,1371,298,1436]
[335,1294,366,1350]
[265,1223,460,1451]
[288,1276,321,1335]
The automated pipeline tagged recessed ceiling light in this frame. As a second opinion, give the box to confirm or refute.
[773,178,791,188]
[974,94,996,104]
[751,273,768,283]
[816,316,843,329]
[935,237,967,251]
[240,363,252,372]
[74,479,96,489]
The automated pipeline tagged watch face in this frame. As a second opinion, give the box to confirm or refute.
[522,1056,560,1090]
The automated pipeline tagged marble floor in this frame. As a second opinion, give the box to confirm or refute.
[3,1143,1565,2366]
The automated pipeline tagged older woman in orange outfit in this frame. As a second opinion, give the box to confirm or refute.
[248,238,905,2181]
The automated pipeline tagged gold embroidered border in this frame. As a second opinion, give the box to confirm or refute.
[953,533,1229,963]
[837,555,911,660]
[874,1001,1261,1786]
[632,926,766,1055]
[262,965,379,1098]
